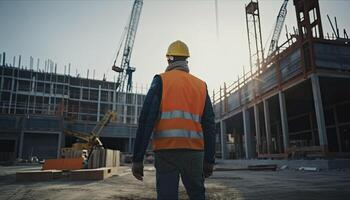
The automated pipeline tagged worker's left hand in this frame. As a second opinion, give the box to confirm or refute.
[203,162,214,178]
[132,162,144,181]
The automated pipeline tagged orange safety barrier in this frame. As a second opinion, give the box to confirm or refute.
[42,158,84,170]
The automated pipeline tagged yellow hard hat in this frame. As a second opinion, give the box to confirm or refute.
[166,40,190,57]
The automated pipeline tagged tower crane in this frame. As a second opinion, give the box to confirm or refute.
[112,0,143,92]
[267,0,289,57]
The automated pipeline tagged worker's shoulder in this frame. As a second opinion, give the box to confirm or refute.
[188,73,206,85]
[160,70,206,85]
[149,75,162,88]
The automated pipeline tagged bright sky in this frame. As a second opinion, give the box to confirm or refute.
[1,0,349,94]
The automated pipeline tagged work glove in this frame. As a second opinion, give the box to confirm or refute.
[203,162,214,178]
[132,162,144,181]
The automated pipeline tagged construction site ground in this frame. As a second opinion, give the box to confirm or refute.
[1,164,350,200]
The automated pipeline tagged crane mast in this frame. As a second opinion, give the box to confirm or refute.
[267,0,289,57]
[112,0,143,92]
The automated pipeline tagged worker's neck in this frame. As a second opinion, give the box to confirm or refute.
[166,61,189,73]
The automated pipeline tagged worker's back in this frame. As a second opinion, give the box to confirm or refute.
[160,70,206,116]
[153,69,207,151]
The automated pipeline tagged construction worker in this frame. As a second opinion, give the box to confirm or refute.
[132,40,216,200]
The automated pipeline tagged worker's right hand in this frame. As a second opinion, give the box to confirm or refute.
[132,162,144,181]
[203,162,214,178]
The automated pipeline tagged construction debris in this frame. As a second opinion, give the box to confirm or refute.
[280,165,288,170]
[298,167,320,172]
[215,164,277,171]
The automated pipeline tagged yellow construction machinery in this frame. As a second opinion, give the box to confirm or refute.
[43,110,117,170]
[64,110,117,153]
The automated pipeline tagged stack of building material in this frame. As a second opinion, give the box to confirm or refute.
[88,149,120,169]
[61,148,85,158]
[15,149,120,182]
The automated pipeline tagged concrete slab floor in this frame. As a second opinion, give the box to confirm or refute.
[0,165,349,200]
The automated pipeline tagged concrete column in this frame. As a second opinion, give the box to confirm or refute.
[243,108,253,159]
[57,132,62,158]
[32,76,36,114]
[53,82,57,114]
[97,85,101,122]
[79,87,83,116]
[48,82,54,114]
[14,81,18,114]
[263,99,272,154]
[112,88,117,111]
[8,71,15,114]
[123,93,127,123]
[311,74,328,147]
[254,104,261,154]
[220,120,227,159]
[18,130,24,158]
[134,94,138,124]
[14,137,18,159]
[333,106,342,152]
[128,127,132,153]
[279,91,289,153]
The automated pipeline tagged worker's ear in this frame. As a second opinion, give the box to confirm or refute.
[167,56,174,62]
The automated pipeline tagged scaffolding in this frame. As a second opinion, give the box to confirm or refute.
[213,0,350,160]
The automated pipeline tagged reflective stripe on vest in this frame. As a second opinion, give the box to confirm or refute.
[153,129,203,139]
[160,110,201,123]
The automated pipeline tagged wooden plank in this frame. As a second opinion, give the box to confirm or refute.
[16,170,62,182]
[70,167,117,181]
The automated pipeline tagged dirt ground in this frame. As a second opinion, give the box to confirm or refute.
[0,164,349,200]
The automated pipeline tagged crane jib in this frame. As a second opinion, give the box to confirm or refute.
[112,0,143,93]
[267,0,289,57]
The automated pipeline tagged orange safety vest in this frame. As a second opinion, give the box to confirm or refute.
[153,70,207,151]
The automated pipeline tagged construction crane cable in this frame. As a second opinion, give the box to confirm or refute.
[114,26,128,66]
[263,26,275,56]
[105,19,129,81]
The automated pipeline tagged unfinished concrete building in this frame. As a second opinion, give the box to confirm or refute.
[0,56,146,161]
[213,0,350,160]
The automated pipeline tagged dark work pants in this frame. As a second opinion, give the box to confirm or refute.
[154,150,205,200]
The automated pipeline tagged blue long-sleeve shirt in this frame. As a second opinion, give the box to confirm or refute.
[132,74,216,164]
